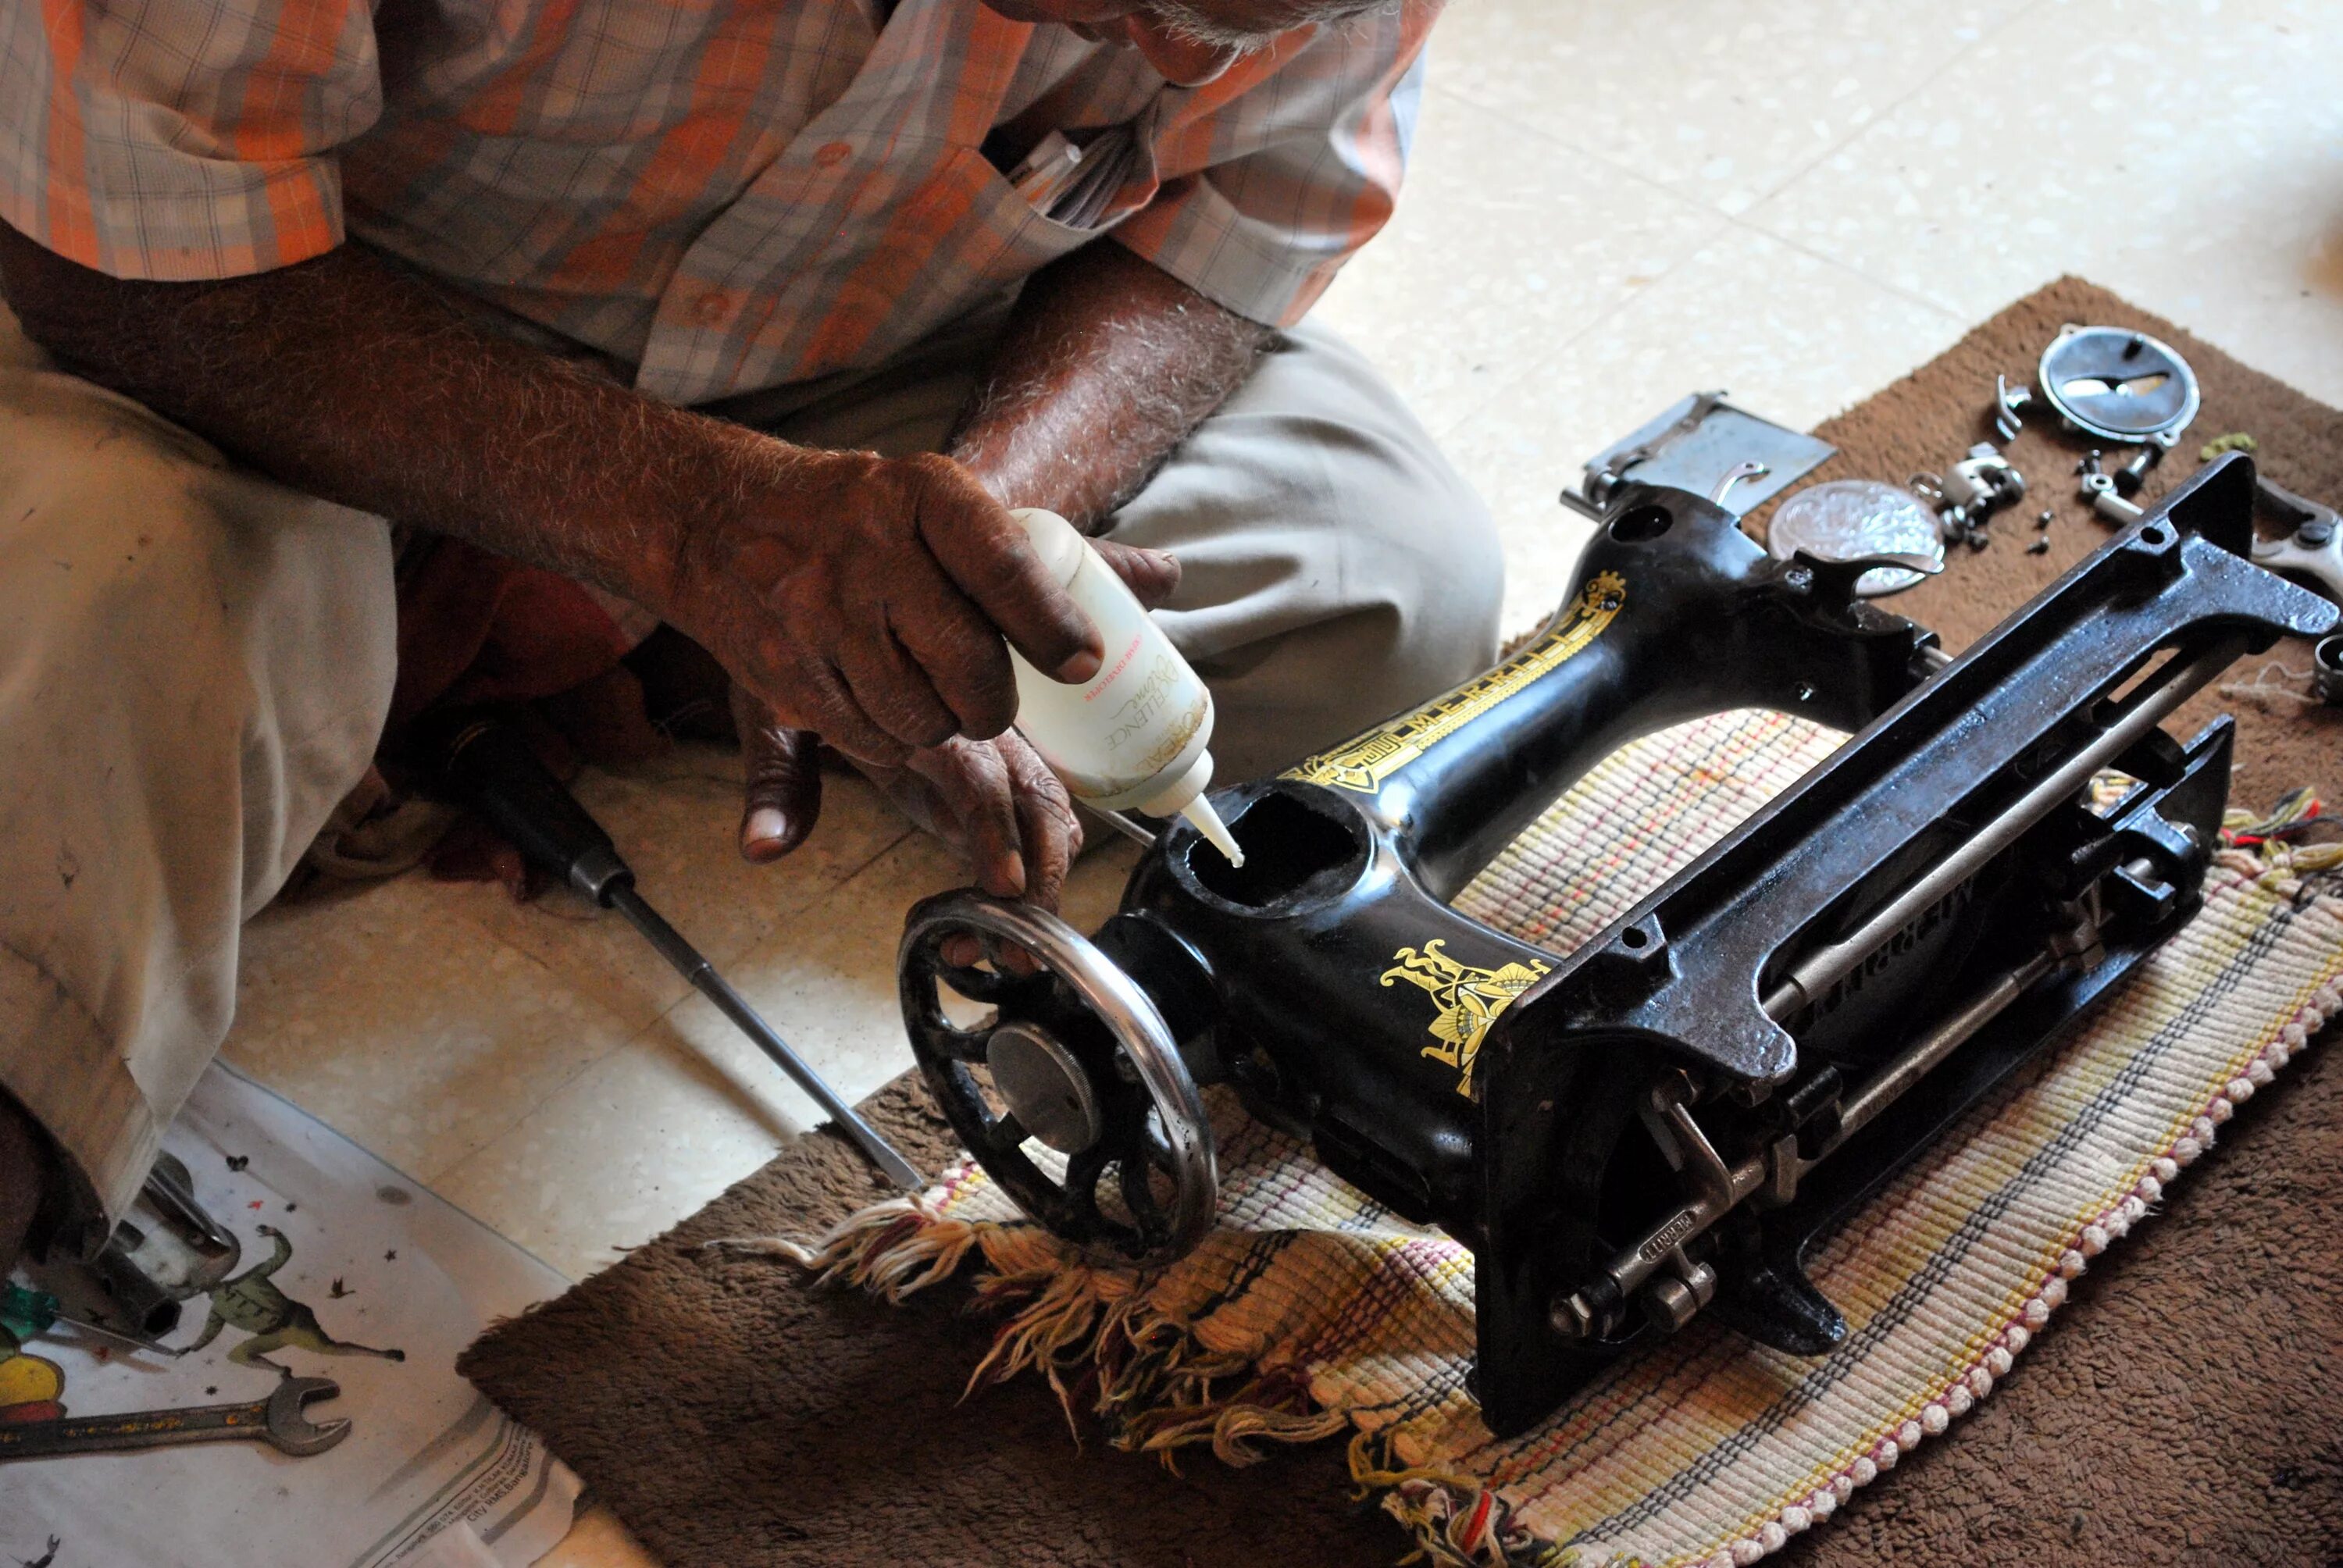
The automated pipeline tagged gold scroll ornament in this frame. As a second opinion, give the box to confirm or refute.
[1283,572,1628,794]
[1381,939,1553,1098]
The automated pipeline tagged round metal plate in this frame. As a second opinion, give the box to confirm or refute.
[1767,479,1945,597]
[2038,324,2199,443]
[985,1021,1103,1155]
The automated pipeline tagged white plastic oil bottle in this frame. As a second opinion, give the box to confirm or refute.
[1005,508,1244,867]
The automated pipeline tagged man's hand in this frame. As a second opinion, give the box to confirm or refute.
[659,444,1121,766]
[735,694,1082,966]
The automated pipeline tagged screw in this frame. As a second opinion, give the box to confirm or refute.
[2036,509,2054,529]
[2027,538,2050,555]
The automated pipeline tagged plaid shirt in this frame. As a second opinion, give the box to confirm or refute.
[1,0,1432,403]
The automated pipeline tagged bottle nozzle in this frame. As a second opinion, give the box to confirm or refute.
[1180,796,1245,868]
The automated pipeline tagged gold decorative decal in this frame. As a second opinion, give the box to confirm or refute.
[1284,572,1628,793]
[1380,939,1553,1099]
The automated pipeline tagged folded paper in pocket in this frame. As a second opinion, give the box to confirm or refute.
[1007,125,1143,232]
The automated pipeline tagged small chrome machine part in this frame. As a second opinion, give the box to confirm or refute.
[2315,635,2343,706]
[1993,373,2031,441]
[2248,474,2343,605]
[898,454,2334,1437]
[1767,479,1946,596]
[1710,460,1772,507]
[2077,450,2145,527]
[63,1152,244,1340]
[1913,444,2025,549]
[2113,441,2166,498]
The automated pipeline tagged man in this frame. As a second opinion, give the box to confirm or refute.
[0,0,1503,1272]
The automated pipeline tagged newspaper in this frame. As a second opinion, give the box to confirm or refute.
[0,1065,581,1567]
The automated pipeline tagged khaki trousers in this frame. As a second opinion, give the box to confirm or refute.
[0,300,1501,1240]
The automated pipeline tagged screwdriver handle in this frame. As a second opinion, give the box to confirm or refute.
[2,1283,58,1337]
[430,712,633,904]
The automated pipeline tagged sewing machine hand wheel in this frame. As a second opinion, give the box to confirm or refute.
[899,892,1217,1266]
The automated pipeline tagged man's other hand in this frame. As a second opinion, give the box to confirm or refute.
[661,445,1138,768]
[728,533,1179,908]
[732,696,1080,907]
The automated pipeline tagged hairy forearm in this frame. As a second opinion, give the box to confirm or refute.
[0,223,1113,761]
[948,241,1271,529]
[0,226,769,616]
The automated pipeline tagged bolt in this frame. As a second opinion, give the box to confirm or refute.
[1549,1292,1598,1341]
[2027,539,2050,555]
[2036,509,2054,529]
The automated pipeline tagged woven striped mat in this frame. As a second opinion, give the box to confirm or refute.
[771,710,2343,1568]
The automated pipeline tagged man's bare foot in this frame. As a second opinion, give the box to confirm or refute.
[0,1094,47,1276]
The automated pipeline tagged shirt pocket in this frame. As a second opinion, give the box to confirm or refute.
[993,119,1162,241]
[797,129,1161,377]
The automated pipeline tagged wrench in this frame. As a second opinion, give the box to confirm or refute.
[2248,476,2343,605]
[0,1375,350,1462]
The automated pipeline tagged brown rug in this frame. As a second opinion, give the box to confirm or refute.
[460,280,2343,1566]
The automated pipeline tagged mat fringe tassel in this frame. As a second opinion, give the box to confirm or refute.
[717,1200,1351,1462]
[714,839,2336,1568]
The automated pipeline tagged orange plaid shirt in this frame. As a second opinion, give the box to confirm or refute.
[2,0,1435,403]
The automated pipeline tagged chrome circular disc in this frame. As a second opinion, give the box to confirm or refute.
[1767,480,1944,597]
[2038,324,2199,444]
[898,891,1217,1266]
[985,1021,1102,1155]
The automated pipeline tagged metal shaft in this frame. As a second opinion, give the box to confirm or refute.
[1762,636,2240,1021]
[1808,950,2055,1157]
[1570,945,2059,1325]
[55,1312,174,1356]
[609,886,924,1192]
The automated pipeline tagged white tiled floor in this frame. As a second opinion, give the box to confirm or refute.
[213,3,2343,1561]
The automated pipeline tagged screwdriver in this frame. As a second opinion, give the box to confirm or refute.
[426,711,925,1192]
[2,1283,172,1356]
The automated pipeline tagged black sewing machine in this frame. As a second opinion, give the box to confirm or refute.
[897,455,2336,1438]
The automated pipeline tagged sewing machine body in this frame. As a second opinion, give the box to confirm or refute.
[1104,483,1930,1231]
[900,454,2337,1438]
